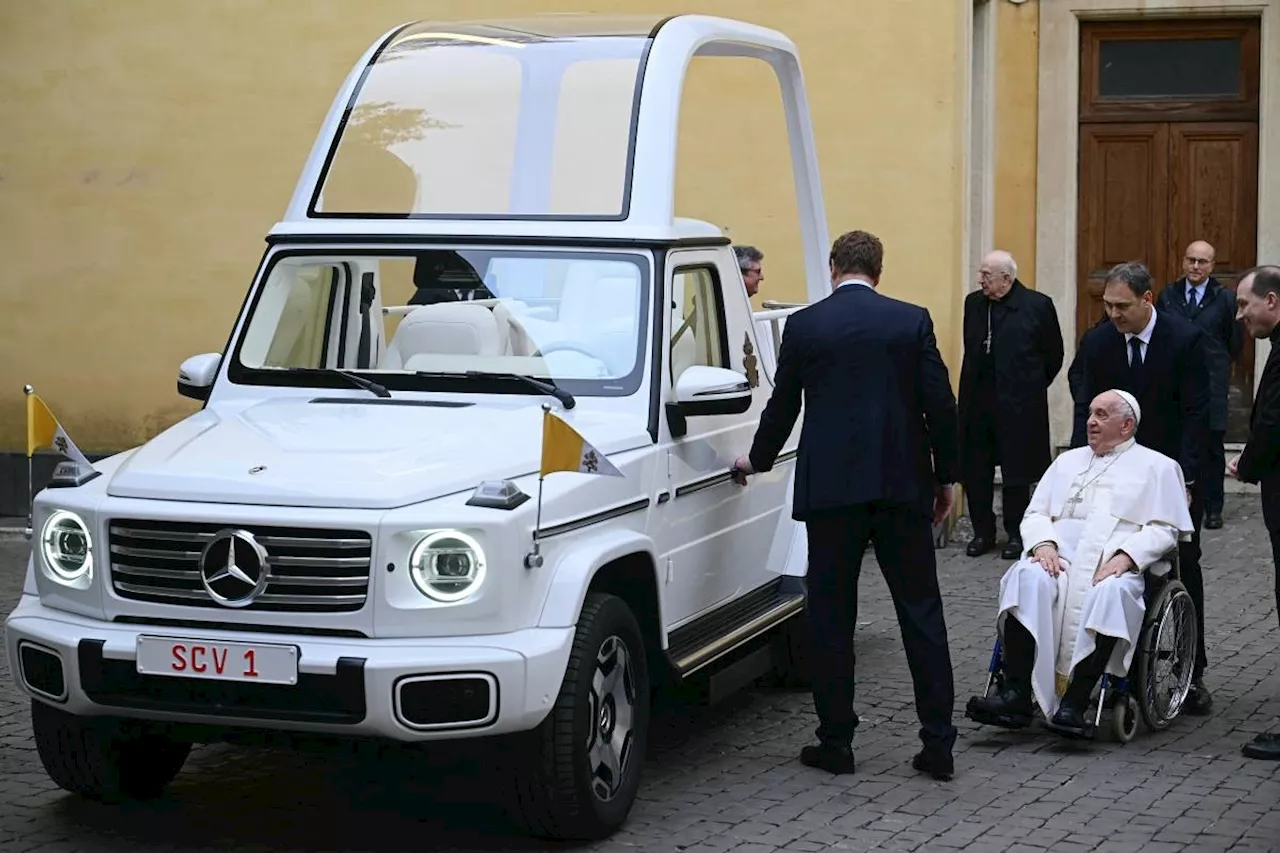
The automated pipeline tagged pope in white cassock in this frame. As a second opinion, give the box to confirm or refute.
[965,389,1195,737]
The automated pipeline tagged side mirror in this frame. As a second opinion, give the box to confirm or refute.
[666,365,753,438]
[178,353,221,401]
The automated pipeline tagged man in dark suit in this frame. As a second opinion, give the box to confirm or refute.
[1070,260,1213,714]
[1156,240,1243,529]
[733,230,960,780]
[1227,264,1280,761]
[958,250,1064,560]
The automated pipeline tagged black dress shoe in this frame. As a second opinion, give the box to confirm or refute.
[1205,513,1223,530]
[1000,538,1024,560]
[1183,680,1213,716]
[1241,732,1280,760]
[800,743,856,774]
[965,684,1034,729]
[966,536,994,557]
[912,749,954,781]
[1045,700,1094,739]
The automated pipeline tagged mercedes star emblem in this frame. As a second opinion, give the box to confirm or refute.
[199,529,269,607]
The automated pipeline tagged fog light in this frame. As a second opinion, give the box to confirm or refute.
[19,642,66,701]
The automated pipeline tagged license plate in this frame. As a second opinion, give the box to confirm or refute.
[136,636,298,685]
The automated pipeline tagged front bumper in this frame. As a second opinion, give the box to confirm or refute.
[4,593,574,741]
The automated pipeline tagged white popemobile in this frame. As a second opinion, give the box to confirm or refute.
[4,14,833,840]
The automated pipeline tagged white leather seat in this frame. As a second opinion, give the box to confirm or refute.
[263,271,326,367]
[558,266,639,331]
[492,300,537,356]
[381,303,502,370]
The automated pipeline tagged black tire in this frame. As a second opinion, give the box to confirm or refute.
[31,700,191,802]
[511,592,650,841]
[1135,580,1197,733]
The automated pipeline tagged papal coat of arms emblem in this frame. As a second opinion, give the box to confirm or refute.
[742,332,759,388]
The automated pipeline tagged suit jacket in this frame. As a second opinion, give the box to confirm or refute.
[748,283,959,521]
[1235,331,1280,488]
[1069,310,1211,485]
[1067,313,1110,405]
[1155,276,1243,432]
[957,280,1063,485]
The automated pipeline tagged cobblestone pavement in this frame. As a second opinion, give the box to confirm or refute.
[1,497,1277,853]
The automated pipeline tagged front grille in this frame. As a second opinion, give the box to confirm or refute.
[108,519,372,613]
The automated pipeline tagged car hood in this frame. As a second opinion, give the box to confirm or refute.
[105,397,648,509]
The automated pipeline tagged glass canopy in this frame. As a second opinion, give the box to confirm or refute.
[311,17,668,220]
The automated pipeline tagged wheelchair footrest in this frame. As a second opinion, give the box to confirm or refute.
[965,696,1033,730]
[1043,717,1096,741]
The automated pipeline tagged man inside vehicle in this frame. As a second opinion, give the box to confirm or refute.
[966,389,1195,737]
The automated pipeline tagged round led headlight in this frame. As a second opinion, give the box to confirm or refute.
[40,509,93,584]
[408,530,486,602]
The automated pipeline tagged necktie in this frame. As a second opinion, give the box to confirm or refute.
[1129,337,1143,369]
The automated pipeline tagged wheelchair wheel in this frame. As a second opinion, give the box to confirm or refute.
[1109,693,1139,743]
[1135,579,1197,732]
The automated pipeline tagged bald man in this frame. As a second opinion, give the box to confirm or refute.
[958,250,1064,560]
[1156,240,1243,529]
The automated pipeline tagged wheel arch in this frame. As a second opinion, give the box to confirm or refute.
[536,530,666,686]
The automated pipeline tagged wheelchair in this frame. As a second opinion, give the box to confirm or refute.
[966,548,1199,743]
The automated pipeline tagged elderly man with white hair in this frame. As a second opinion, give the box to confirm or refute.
[966,388,1195,737]
[958,249,1063,561]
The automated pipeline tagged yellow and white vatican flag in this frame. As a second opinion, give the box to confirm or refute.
[539,408,623,479]
[524,406,625,566]
[26,388,92,468]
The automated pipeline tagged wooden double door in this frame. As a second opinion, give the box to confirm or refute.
[1076,18,1260,439]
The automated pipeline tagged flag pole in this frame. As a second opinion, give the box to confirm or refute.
[22,384,34,539]
[524,404,550,570]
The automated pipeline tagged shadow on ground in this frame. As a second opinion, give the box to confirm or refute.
[33,673,819,853]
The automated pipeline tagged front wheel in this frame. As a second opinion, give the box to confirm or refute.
[31,700,191,802]
[511,592,650,841]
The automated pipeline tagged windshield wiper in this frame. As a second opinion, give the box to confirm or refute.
[283,368,391,398]
[413,370,575,409]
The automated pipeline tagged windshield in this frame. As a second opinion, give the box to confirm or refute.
[228,247,652,398]
[311,22,654,219]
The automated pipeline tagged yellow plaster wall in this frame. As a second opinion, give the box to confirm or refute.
[993,0,1040,287]
[0,0,969,451]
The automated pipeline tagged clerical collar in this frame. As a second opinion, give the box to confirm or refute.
[988,282,1016,303]
[1095,437,1136,458]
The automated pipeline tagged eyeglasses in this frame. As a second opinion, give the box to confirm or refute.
[1185,257,1213,265]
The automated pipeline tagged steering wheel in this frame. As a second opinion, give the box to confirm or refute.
[534,342,599,360]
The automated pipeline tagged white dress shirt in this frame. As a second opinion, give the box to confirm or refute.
[1126,308,1157,365]
[1186,280,1206,307]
